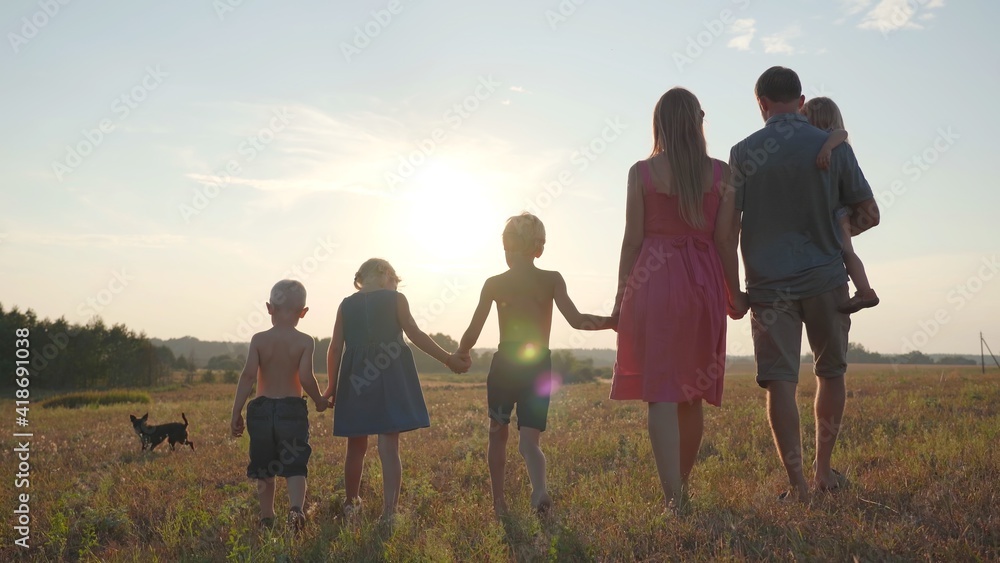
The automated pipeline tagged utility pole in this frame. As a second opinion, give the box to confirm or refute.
[982,333,1000,371]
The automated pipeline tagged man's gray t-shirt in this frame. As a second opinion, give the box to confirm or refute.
[729,113,873,303]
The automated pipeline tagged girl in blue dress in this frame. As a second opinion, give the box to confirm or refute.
[324,258,468,522]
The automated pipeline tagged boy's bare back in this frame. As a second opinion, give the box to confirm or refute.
[487,266,558,349]
[249,326,314,399]
[457,213,613,360]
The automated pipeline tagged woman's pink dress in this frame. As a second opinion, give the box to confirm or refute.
[612,159,727,406]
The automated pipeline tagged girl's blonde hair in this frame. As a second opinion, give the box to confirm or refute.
[502,213,546,257]
[354,258,400,290]
[802,97,845,131]
[651,87,709,229]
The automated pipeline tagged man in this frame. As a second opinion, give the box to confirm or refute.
[724,66,879,501]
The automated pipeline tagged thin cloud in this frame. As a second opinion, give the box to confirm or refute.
[12,233,186,248]
[509,86,527,93]
[761,25,801,55]
[857,0,945,32]
[180,102,559,214]
[841,0,872,15]
[182,103,414,203]
[727,18,756,51]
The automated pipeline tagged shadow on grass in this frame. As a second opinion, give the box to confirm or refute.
[118,450,172,465]
[296,498,399,563]
[498,510,596,562]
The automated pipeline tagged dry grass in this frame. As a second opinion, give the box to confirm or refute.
[1,366,997,561]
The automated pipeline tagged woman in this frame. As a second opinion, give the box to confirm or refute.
[611,87,746,511]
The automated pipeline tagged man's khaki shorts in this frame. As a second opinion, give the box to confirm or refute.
[750,284,851,387]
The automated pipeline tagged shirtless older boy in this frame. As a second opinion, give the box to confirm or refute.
[457,213,614,515]
[231,279,328,530]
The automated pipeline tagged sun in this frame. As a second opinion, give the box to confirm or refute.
[402,160,505,263]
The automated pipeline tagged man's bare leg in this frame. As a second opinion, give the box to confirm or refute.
[766,381,809,500]
[814,375,846,490]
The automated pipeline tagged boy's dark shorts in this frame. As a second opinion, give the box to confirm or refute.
[487,344,553,432]
[246,396,311,479]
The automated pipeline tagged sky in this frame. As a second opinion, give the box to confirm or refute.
[2,0,998,357]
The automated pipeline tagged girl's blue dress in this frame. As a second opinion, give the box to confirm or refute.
[333,290,430,437]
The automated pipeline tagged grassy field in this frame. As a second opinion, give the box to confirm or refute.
[1,365,998,561]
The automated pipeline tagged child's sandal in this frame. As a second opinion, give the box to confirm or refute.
[343,498,362,520]
[287,507,306,534]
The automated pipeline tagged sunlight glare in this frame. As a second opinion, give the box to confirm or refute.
[403,160,502,262]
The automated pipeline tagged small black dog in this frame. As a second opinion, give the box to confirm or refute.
[129,413,195,451]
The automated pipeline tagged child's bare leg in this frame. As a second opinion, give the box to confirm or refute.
[487,419,509,515]
[841,230,872,293]
[285,476,307,531]
[518,427,550,511]
[257,477,276,519]
[345,436,368,505]
[677,399,704,484]
[837,217,878,313]
[647,402,684,510]
[286,476,306,511]
[377,433,402,519]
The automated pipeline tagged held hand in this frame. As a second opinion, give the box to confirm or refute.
[728,292,750,320]
[314,397,328,413]
[611,295,623,320]
[816,151,831,170]
[231,413,245,438]
[608,313,619,332]
[320,389,336,409]
[447,352,472,374]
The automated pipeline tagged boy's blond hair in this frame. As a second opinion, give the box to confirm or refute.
[269,279,307,311]
[503,213,546,257]
[802,97,846,132]
[354,258,401,289]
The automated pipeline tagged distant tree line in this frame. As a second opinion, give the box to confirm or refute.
[4,299,977,393]
[408,333,612,384]
[845,342,976,366]
[0,304,174,389]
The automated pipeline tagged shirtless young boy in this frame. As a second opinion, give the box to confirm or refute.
[456,213,614,516]
[231,280,328,531]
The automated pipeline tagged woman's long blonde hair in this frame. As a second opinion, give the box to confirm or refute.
[651,87,709,229]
